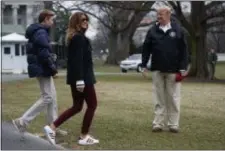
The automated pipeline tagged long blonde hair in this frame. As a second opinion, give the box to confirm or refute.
[65,12,89,45]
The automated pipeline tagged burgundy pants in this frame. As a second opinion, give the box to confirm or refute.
[53,85,97,134]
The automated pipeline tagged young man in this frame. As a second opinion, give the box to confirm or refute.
[208,48,218,79]
[141,6,188,133]
[12,10,67,136]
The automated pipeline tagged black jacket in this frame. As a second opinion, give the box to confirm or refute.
[141,21,188,73]
[208,52,218,63]
[25,23,57,77]
[66,33,96,85]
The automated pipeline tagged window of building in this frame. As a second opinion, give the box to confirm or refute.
[3,5,13,24]
[15,44,20,56]
[21,45,25,55]
[4,47,11,54]
[18,18,22,25]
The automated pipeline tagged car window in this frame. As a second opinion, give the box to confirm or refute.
[128,54,141,60]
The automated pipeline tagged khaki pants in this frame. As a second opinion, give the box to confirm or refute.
[20,77,58,126]
[152,71,181,128]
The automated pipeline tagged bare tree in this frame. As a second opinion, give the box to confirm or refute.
[168,1,225,79]
[207,31,225,53]
[91,16,109,55]
[55,1,155,64]
[53,2,71,45]
[44,1,55,41]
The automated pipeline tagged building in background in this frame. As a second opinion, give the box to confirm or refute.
[1,1,44,36]
[1,1,44,74]
[2,33,28,74]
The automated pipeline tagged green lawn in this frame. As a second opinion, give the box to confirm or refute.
[59,64,120,74]
[96,60,225,80]
[216,61,225,79]
[2,74,225,150]
[94,64,120,73]
[59,60,225,80]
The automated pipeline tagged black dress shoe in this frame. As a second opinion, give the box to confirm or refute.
[152,127,163,132]
[169,127,179,133]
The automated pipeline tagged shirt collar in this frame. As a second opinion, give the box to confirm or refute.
[159,22,171,28]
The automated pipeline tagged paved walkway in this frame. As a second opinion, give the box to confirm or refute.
[2,74,28,82]
[2,121,64,150]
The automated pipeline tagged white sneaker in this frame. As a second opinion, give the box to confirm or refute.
[44,125,56,145]
[78,135,99,145]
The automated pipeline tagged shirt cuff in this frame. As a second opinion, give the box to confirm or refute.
[180,70,186,76]
[76,80,84,86]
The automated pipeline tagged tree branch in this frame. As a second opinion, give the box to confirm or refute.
[61,2,116,32]
[207,19,225,29]
[89,1,155,11]
[205,1,223,10]
[168,1,178,10]
[168,1,195,37]
[112,2,155,33]
[203,10,225,22]
[55,1,154,35]
[176,1,182,12]
[207,29,225,33]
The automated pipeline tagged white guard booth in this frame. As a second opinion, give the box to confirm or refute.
[1,33,28,74]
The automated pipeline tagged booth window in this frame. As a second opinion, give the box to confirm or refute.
[4,47,11,54]
[21,45,25,56]
[15,44,20,56]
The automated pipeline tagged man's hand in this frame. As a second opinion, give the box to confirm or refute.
[176,70,188,82]
[50,64,58,76]
[53,74,58,79]
[141,68,148,78]
[180,70,188,77]
[77,85,85,92]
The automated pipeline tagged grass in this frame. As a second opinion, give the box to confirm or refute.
[93,59,121,73]
[59,65,120,74]
[216,61,225,79]
[94,64,120,73]
[93,61,225,81]
[2,74,225,150]
[59,61,120,73]
[59,60,225,81]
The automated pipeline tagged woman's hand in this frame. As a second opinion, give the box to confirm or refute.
[76,80,85,92]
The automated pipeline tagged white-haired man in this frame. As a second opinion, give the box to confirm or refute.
[141,6,188,133]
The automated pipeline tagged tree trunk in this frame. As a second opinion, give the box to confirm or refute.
[188,38,197,76]
[189,33,209,78]
[116,32,131,61]
[105,32,118,64]
[105,6,150,65]
[195,27,209,78]
[188,1,209,79]
[106,31,131,65]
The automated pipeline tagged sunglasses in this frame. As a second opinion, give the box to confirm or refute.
[81,18,88,22]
